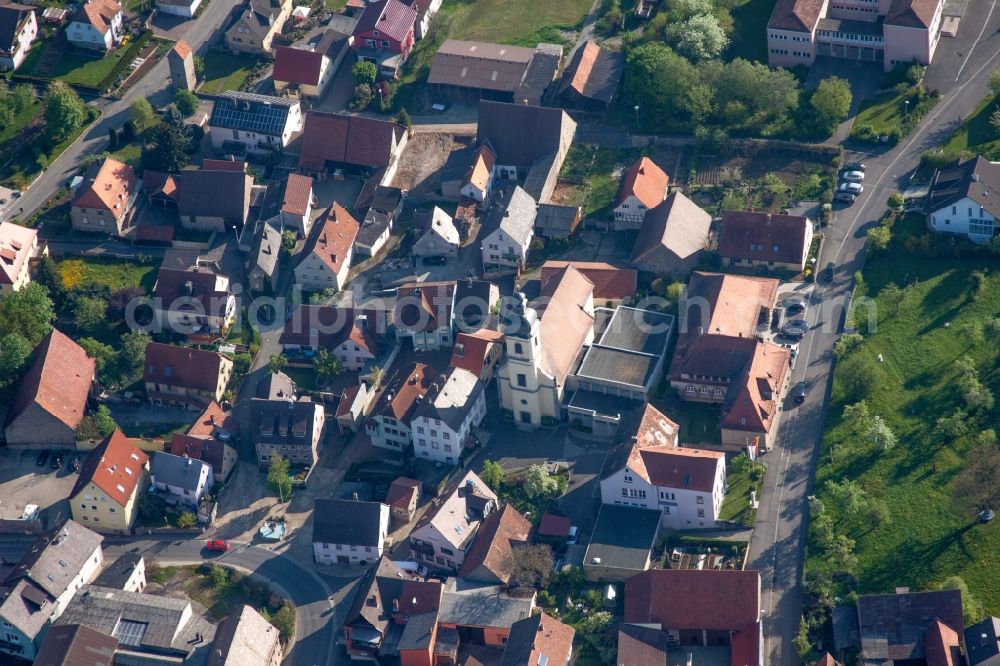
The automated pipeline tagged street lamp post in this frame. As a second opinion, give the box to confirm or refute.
[634,105,640,129]
[904,99,910,124]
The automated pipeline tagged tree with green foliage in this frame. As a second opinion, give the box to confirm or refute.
[939,576,985,625]
[267,454,292,502]
[0,283,55,349]
[869,415,896,451]
[0,332,32,390]
[881,281,904,316]
[268,353,287,374]
[793,617,813,662]
[833,332,864,358]
[937,408,970,439]
[811,76,852,125]
[313,349,343,385]
[669,13,728,60]
[828,533,858,571]
[625,42,708,130]
[33,256,65,306]
[74,295,107,333]
[119,331,150,381]
[991,108,1000,138]
[43,82,87,141]
[825,478,869,520]
[573,611,616,664]
[395,107,412,130]
[867,224,891,252]
[352,61,377,86]
[138,492,167,520]
[269,603,295,643]
[174,90,198,117]
[887,192,905,211]
[94,405,118,437]
[78,338,116,381]
[281,230,296,253]
[193,55,205,76]
[522,464,561,499]
[348,84,374,111]
[990,66,1000,96]
[480,460,505,490]
[954,443,1000,514]
[177,511,197,528]
[143,121,190,172]
[130,98,155,129]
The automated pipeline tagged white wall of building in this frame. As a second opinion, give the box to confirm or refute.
[928,196,998,243]
[313,504,389,565]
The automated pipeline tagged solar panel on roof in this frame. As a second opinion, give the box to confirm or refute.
[113,619,148,647]
[210,92,293,136]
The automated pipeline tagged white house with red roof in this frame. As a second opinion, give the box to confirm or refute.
[613,157,669,229]
[279,305,381,371]
[66,0,123,51]
[351,0,416,79]
[272,29,351,100]
[600,404,726,529]
[279,173,315,235]
[0,2,37,70]
[4,329,96,448]
[70,429,150,533]
[0,221,39,293]
[460,143,496,203]
[294,204,360,292]
[70,157,138,234]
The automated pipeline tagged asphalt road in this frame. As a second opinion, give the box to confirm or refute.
[0,536,338,666]
[747,5,1000,664]
[13,0,240,224]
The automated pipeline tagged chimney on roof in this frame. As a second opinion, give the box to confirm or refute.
[973,173,980,182]
[766,214,772,224]
[392,598,399,612]
[352,492,359,501]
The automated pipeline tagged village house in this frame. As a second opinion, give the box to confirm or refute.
[718,210,815,272]
[208,605,283,666]
[294,204,361,292]
[34,623,117,665]
[157,0,201,18]
[150,451,213,509]
[404,0,443,39]
[298,111,408,183]
[279,305,382,370]
[167,40,196,89]
[481,186,536,274]
[169,401,238,483]
[857,589,965,666]
[208,91,303,157]
[152,255,237,336]
[143,343,234,410]
[393,281,457,351]
[0,2,36,70]
[350,0,416,79]
[70,430,149,534]
[70,157,139,235]
[336,382,372,434]
[924,156,1000,243]
[251,372,325,468]
[458,504,530,585]
[437,580,534,648]
[669,272,789,453]
[312,498,390,566]
[0,221,39,293]
[533,203,581,239]
[279,173,315,235]
[66,0,122,51]
[247,221,281,294]
[93,552,146,593]
[630,191,712,277]
[557,40,624,112]
[413,206,460,257]
[386,477,421,524]
[0,521,104,661]
[621,569,763,666]
[460,143,495,203]
[600,404,726,529]
[409,470,498,572]
[964,617,1000,666]
[450,328,504,381]
[540,261,636,306]
[4,329,95,448]
[225,0,292,54]
[454,277,499,332]
[501,613,575,666]
[411,367,487,466]
[273,28,352,100]
[177,160,254,232]
[354,184,404,258]
[366,362,443,452]
[613,157,670,229]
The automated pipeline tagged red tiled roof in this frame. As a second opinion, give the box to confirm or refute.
[373,362,444,421]
[281,173,313,216]
[280,305,381,354]
[273,46,325,86]
[8,329,95,431]
[501,613,574,666]
[731,623,762,666]
[172,40,191,59]
[335,384,361,418]
[767,0,824,31]
[394,281,456,334]
[624,569,761,631]
[885,0,939,27]
[814,654,840,666]
[299,111,406,172]
[450,329,503,377]
[299,204,360,276]
[541,261,636,300]
[458,504,531,583]
[143,342,228,393]
[616,157,669,209]
[637,446,723,492]
[71,429,149,507]
[719,340,790,435]
[135,225,174,243]
[464,144,496,191]
[719,210,811,266]
[678,272,780,342]
[617,624,669,666]
[395,580,443,619]
[72,158,136,212]
[352,0,415,43]
[537,513,571,538]
[75,0,121,34]
[924,619,961,666]
[386,477,420,510]
[186,401,233,438]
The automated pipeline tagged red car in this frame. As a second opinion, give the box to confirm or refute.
[205,540,230,552]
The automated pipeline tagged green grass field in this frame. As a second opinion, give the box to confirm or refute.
[944,93,1000,156]
[807,213,1000,610]
[728,0,774,62]
[854,90,911,133]
[51,50,124,86]
[0,101,40,148]
[442,0,592,45]
[198,50,258,94]
[57,257,158,292]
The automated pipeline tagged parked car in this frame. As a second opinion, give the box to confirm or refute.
[794,382,807,404]
[781,319,809,338]
[70,455,81,473]
[205,540,231,552]
[423,256,448,266]
[785,297,807,316]
[834,192,857,204]
[839,182,864,195]
[50,452,64,470]
[36,450,49,466]
[567,525,579,545]
[843,162,866,172]
[841,170,865,182]
[824,262,835,282]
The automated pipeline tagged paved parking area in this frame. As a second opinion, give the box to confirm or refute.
[0,448,81,528]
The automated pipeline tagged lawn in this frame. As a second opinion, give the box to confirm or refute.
[283,365,316,391]
[853,91,910,134]
[0,101,40,149]
[51,50,125,87]
[199,50,258,94]
[727,0,774,63]
[651,395,722,445]
[1,107,100,189]
[719,459,763,525]
[807,213,1000,611]
[57,257,158,292]
[557,145,646,219]
[943,92,1000,157]
[440,0,592,46]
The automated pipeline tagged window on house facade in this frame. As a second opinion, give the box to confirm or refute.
[696,496,704,504]
[697,509,705,517]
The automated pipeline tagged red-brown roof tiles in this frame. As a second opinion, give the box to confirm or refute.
[541,261,636,300]
[718,210,811,266]
[143,342,228,393]
[458,504,531,584]
[450,329,503,377]
[8,329,95,431]
[273,46,324,87]
[71,429,149,507]
[172,40,191,59]
[373,362,444,422]
[537,513,571,538]
[300,204,360,276]
[281,173,313,216]
[625,569,761,631]
[616,157,669,209]
[924,619,961,666]
[72,158,136,212]
[386,477,420,510]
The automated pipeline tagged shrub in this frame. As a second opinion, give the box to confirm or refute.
[177,511,197,529]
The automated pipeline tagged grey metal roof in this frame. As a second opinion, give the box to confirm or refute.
[496,186,536,247]
[534,203,580,236]
[251,398,322,448]
[250,220,281,281]
[583,504,659,572]
[515,43,562,106]
[94,552,143,590]
[438,580,533,629]
[151,451,211,492]
[428,40,535,93]
[576,346,658,389]
[397,611,437,651]
[56,585,216,659]
[312,498,385,547]
[856,589,964,662]
[255,370,297,400]
[477,101,574,169]
[209,91,296,136]
[596,306,674,355]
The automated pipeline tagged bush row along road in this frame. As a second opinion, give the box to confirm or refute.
[747,5,1000,665]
